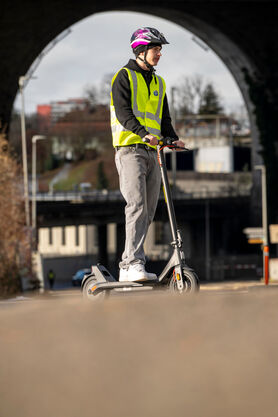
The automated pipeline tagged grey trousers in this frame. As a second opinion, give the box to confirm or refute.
[115,146,161,269]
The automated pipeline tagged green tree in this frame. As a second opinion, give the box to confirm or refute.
[198,83,223,115]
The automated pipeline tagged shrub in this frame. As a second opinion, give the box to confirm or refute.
[0,131,32,297]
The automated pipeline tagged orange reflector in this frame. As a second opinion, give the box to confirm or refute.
[248,239,263,244]
[176,273,181,281]
[90,285,97,292]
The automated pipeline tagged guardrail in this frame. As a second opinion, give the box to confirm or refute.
[35,190,123,202]
[34,188,251,202]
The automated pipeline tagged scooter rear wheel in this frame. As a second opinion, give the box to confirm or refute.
[82,275,107,300]
[169,267,199,293]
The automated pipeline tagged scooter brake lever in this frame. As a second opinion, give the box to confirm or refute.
[163,138,190,151]
[143,137,189,151]
[173,146,190,151]
[160,137,189,150]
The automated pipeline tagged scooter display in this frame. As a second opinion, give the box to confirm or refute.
[82,137,199,299]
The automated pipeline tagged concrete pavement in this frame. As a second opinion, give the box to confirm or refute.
[1,281,278,417]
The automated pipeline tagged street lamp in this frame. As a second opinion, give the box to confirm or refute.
[32,135,46,246]
[18,29,72,228]
[255,164,269,284]
[19,75,30,227]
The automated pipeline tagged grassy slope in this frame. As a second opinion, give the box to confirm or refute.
[38,149,119,191]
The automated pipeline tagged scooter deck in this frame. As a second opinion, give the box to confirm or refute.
[87,279,160,296]
[82,264,164,297]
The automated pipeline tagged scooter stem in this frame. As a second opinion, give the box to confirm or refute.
[158,147,179,244]
[157,146,184,292]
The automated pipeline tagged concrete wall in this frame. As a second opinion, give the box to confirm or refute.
[195,146,233,173]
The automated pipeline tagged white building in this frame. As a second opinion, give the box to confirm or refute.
[177,115,250,174]
[50,98,88,123]
[38,224,116,256]
[38,222,171,261]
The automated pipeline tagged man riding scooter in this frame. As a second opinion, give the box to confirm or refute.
[110,27,185,282]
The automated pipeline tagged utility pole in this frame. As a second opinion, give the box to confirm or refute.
[32,135,46,247]
[205,199,211,281]
[255,165,269,284]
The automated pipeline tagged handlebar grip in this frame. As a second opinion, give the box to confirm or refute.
[143,137,188,151]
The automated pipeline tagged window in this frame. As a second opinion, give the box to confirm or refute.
[75,226,79,246]
[62,227,66,246]
[48,228,53,245]
[93,226,98,247]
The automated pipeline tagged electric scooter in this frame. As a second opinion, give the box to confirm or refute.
[81,137,199,299]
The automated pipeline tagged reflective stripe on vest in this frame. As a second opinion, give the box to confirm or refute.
[110,67,166,147]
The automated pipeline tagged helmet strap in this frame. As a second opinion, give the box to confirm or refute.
[137,46,155,72]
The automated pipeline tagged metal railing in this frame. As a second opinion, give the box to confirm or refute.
[34,187,250,202]
[35,190,123,202]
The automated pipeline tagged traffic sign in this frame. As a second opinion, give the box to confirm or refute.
[269,224,278,243]
[243,227,264,244]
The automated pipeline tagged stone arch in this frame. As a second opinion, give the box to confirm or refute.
[1,1,277,220]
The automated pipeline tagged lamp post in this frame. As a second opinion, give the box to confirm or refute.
[255,164,269,284]
[19,76,30,227]
[18,29,71,227]
[205,198,211,281]
[32,135,46,247]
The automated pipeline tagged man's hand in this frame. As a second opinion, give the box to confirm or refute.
[143,134,158,146]
[173,140,185,150]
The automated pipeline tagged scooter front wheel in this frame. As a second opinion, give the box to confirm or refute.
[169,267,199,293]
[82,275,107,300]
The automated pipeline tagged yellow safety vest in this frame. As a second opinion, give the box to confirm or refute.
[110,67,166,149]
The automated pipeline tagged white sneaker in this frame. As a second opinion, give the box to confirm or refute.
[119,268,129,282]
[127,264,157,282]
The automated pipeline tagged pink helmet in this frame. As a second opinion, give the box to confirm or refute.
[130,27,169,51]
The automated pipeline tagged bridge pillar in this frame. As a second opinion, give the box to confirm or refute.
[97,224,107,266]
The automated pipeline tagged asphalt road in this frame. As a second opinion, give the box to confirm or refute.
[1,282,278,417]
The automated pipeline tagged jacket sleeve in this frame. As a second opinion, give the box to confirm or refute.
[111,69,148,138]
[161,94,179,140]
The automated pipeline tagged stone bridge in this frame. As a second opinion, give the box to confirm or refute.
[1,0,278,221]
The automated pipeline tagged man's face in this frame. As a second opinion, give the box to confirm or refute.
[141,46,162,66]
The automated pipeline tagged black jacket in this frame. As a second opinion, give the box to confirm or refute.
[111,59,178,140]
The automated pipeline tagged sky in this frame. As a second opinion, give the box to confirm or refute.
[13,11,245,116]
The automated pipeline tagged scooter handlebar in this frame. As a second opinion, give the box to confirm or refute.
[143,137,189,151]
[158,137,176,146]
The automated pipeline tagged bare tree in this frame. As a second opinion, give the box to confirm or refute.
[84,73,113,109]
[175,74,205,116]
[84,85,99,112]
[99,73,114,106]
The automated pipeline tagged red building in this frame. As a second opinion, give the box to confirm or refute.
[37,104,52,130]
